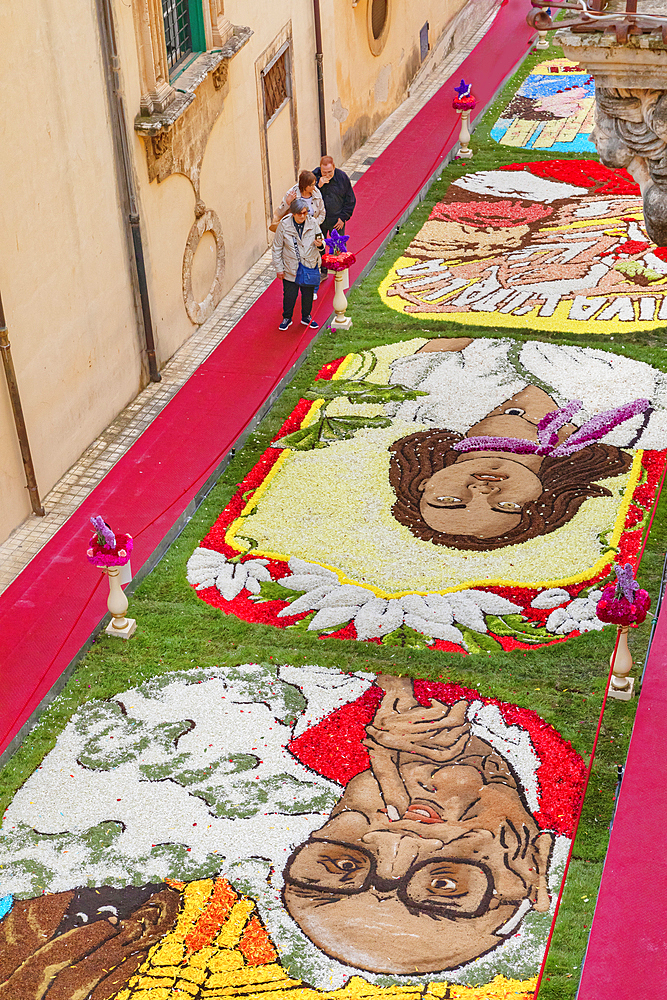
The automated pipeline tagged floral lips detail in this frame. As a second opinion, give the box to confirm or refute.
[379,160,667,335]
[187,337,667,652]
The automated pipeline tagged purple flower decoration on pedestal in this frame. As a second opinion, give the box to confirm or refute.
[615,563,640,603]
[454,79,472,99]
[324,230,350,255]
[90,515,116,549]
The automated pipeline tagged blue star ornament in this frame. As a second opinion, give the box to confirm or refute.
[454,79,472,99]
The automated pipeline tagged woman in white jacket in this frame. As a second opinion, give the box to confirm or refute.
[272,199,324,331]
[270,170,326,231]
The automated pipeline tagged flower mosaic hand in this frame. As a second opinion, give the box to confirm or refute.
[364,694,471,764]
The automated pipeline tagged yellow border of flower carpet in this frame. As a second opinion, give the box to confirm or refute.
[111,878,536,1000]
[377,254,667,337]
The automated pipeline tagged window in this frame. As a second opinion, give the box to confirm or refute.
[420,22,430,62]
[262,48,289,123]
[367,0,390,56]
[371,0,388,40]
[162,0,206,76]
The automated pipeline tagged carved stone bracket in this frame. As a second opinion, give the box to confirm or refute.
[558,28,667,245]
[134,25,252,201]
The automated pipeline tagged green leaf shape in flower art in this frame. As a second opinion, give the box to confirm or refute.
[458,626,502,654]
[273,413,392,451]
[303,378,428,405]
[485,613,555,645]
[249,580,306,604]
[381,625,435,650]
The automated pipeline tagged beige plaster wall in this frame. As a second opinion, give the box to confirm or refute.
[0,0,142,543]
[321,0,470,160]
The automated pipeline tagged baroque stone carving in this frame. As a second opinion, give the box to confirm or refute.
[151,130,171,159]
[134,26,252,198]
[212,61,229,91]
[593,87,667,244]
[182,207,226,324]
[558,29,667,247]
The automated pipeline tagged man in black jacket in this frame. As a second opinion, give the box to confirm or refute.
[313,155,356,275]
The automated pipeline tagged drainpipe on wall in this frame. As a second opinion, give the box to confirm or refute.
[0,291,45,517]
[313,0,328,156]
[94,0,161,383]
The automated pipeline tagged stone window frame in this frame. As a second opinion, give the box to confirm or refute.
[132,0,233,115]
[255,23,300,228]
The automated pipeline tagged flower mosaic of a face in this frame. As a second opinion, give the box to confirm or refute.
[283,681,554,974]
[418,456,543,537]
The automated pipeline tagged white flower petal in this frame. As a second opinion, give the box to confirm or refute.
[309,607,360,631]
[281,574,338,592]
[218,565,248,602]
[317,585,375,609]
[546,607,568,631]
[276,585,332,617]
[422,594,455,624]
[531,588,571,609]
[445,594,487,632]
[404,615,463,645]
[354,598,403,640]
[287,558,339,582]
[399,594,430,616]
[245,562,272,581]
[465,590,521,614]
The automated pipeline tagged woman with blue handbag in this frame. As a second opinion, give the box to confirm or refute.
[272,199,324,331]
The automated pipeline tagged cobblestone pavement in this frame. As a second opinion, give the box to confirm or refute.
[0,6,501,595]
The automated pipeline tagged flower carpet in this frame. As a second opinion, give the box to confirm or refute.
[186,337,666,654]
[0,664,582,997]
[379,159,667,334]
[1,40,666,1000]
[491,59,595,153]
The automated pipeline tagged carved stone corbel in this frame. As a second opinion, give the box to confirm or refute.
[558,29,667,246]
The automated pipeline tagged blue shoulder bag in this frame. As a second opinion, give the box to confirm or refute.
[292,235,321,288]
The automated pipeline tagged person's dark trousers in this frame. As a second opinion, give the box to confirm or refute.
[321,218,345,239]
[282,278,315,321]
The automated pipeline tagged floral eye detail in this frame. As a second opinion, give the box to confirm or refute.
[436,496,462,503]
[503,407,525,416]
[285,842,371,892]
[495,501,522,511]
[320,856,363,873]
[429,876,458,894]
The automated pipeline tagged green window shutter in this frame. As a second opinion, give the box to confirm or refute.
[189,0,206,51]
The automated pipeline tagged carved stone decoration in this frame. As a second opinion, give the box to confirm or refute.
[592,87,667,244]
[558,29,667,246]
[135,26,253,200]
[212,61,229,91]
[132,0,177,115]
[182,208,226,324]
[151,130,171,159]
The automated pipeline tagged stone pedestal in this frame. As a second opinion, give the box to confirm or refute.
[557,28,667,245]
